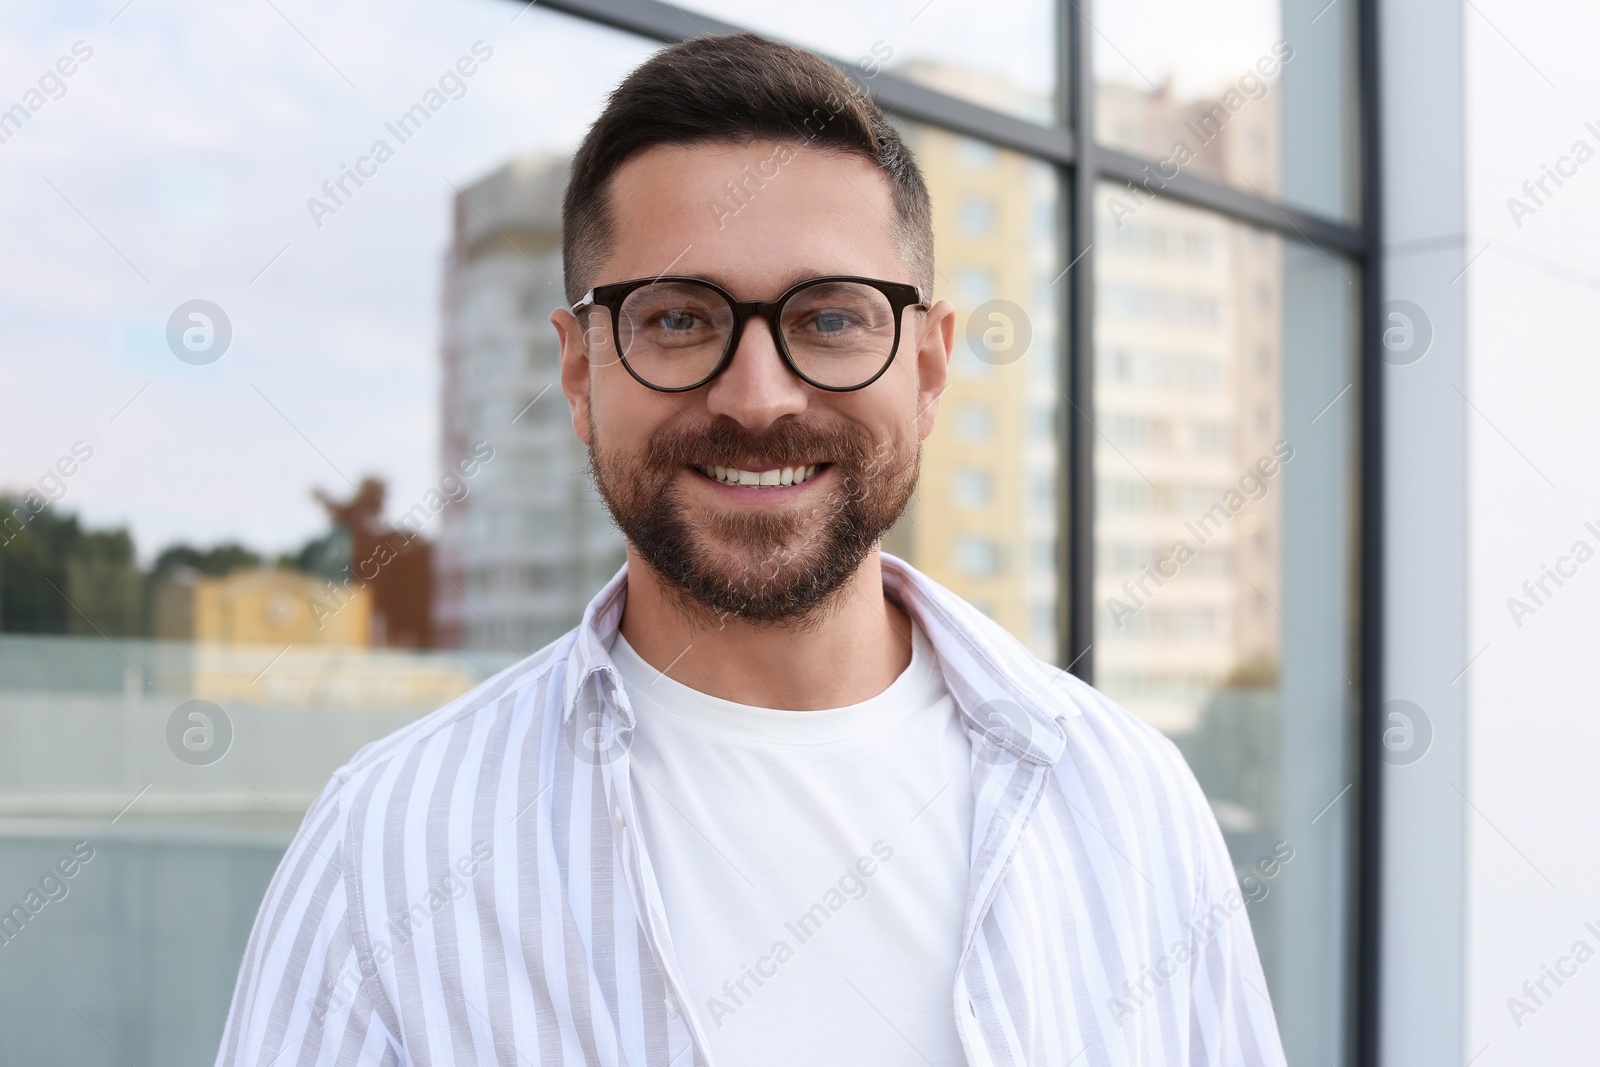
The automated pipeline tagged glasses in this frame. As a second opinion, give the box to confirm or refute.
[571,275,928,393]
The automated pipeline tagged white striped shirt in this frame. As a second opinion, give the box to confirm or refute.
[217,554,1288,1067]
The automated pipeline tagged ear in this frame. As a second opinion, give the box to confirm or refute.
[913,297,956,441]
[552,306,595,445]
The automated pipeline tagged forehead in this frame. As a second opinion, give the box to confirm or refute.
[600,141,910,298]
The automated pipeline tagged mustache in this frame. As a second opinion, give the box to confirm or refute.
[640,417,873,471]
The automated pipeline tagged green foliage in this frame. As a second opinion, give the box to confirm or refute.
[150,542,263,581]
[0,498,80,633]
[278,528,350,583]
[0,500,144,635]
[0,501,277,637]
[65,529,145,637]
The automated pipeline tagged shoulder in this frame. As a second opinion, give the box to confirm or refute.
[1045,666,1198,799]
[890,555,1203,802]
[1026,661,1225,903]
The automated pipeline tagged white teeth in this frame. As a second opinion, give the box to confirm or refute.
[698,463,823,487]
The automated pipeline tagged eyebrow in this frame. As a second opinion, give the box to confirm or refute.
[684,267,855,297]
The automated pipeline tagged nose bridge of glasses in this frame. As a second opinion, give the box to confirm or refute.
[725,297,796,378]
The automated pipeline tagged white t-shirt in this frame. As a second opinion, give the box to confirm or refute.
[611,621,973,1067]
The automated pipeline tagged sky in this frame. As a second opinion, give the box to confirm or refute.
[0,0,655,563]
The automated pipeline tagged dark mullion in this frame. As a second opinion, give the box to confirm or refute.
[537,0,733,45]
[848,75,1074,166]
[1095,146,1367,256]
[1354,0,1385,1060]
[537,0,1076,163]
[1063,0,1096,682]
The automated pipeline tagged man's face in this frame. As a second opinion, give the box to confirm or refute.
[554,141,954,625]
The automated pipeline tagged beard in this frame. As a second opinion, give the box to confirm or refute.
[589,413,919,627]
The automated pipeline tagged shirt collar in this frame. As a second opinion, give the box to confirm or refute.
[562,554,1073,766]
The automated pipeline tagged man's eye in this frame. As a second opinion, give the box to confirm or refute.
[804,310,862,334]
[658,309,699,331]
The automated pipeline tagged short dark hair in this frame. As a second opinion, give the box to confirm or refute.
[561,32,934,304]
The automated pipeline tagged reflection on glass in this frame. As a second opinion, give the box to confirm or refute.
[0,634,517,1064]
[1092,185,1358,1065]
[0,3,654,1062]
[1093,0,1358,220]
[883,124,1060,662]
[674,0,1057,123]
[438,156,624,653]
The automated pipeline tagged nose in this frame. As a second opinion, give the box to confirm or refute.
[702,314,809,430]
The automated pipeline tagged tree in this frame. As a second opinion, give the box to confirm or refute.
[66,529,146,637]
[0,501,144,636]
[149,542,263,581]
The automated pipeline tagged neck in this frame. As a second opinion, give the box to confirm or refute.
[616,547,914,710]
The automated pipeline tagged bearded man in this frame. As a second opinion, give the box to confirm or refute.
[217,31,1286,1067]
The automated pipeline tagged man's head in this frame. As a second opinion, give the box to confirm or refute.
[553,33,955,628]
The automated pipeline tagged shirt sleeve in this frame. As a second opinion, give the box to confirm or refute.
[215,779,402,1067]
[1180,764,1290,1067]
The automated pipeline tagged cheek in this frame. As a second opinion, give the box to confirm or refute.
[590,369,677,448]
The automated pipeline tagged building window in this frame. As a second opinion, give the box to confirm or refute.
[953,537,1000,577]
[1192,420,1234,454]
[954,267,996,308]
[953,404,994,441]
[952,468,992,508]
[1032,539,1056,570]
[958,195,997,236]
[957,137,999,167]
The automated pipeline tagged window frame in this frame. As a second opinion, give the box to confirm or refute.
[525,1,1385,1061]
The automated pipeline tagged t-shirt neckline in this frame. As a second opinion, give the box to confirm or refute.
[609,622,941,746]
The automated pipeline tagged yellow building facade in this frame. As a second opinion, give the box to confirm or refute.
[891,118,1060,663]
[157,568,372,647]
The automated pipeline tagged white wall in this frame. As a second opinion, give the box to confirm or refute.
[1460,0,1600,1061]
[1383,1,1600,1063]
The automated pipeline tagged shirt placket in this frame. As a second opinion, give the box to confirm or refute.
[594,675,718,1067]
[952,731,1057,1067]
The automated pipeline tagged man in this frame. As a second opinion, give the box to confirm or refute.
[218,32,1287,1067]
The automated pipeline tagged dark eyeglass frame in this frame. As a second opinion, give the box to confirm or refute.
[570,274,929,393]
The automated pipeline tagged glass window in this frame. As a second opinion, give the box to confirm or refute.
[954,266,998,307]
[954,404,995,441]
[0,3,656,1061]
[953,536,1000,576]
[673,0,1057,124]
[952,468,992,507]
[1093,0,1359,221]
[1093,185,1359,1066]
[958,195,998,236]
[881,124,1062,662]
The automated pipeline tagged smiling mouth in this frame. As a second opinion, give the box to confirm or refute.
[693,463,828,488]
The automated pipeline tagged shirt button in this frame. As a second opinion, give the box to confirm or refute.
[665,995,680,1019]
[968,998,978,1018]
[613,804,626,827]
